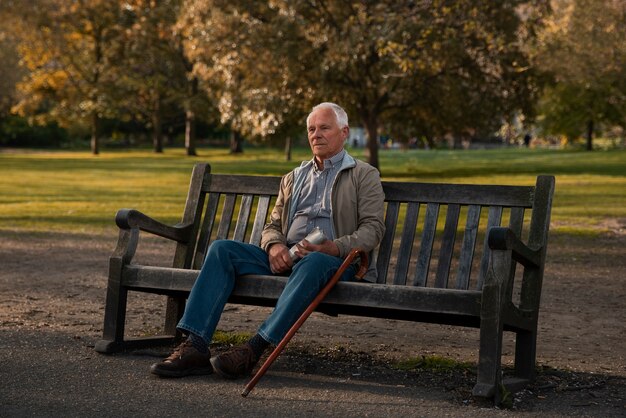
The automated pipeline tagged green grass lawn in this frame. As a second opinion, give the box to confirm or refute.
[1,147,624,235]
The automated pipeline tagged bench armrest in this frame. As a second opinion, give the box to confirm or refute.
[115,209,194,243]
[487,227,541,269]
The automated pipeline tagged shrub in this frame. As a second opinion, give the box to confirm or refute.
[0,115,68,147]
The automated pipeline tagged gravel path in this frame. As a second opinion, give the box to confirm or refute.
[1,230,625,416]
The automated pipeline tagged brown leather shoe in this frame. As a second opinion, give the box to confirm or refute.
[210,343,259,379]
[150,339,213,377]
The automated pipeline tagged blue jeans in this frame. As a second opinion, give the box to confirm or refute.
[177,240,357,345]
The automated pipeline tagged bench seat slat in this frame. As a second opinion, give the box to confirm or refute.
[122,266,483,319]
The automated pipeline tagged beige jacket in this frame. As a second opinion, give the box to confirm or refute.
[261,152,385,272]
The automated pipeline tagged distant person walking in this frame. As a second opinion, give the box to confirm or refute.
[523,133,532,147]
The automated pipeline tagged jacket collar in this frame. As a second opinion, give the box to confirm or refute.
[295,149,356,175]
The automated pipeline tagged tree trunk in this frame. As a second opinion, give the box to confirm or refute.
[586,119,594,151]
[185,77,198,156]
[90,112,99,155]
[230,130,244,154]
[153,96,163,153]
[185,108,197,156]
[284,136,292,161]
[362,114,379,171]
[90,25,102,156]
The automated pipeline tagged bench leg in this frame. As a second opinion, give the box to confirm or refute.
[514,328,537,381]
[472,282,505,403]
[95,257,130,354]
[164,296,186,338]
[95,229,183,354]
[473,248,514,404]
[95,277,182,353]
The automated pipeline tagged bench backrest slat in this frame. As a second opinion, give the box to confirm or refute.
[193,175,282,268]
[249,195,272,246]
[413,203,439,287]
[505,206,526,299]
[233,194,254,242]
[393,202,420,285]
[186,167,548,293]
[204,174,282,195]
[193,193,220,269]
[217,194,236,240]
[382,182,533,206]
[454,204,482,289]
[434,203,461,289]
[509,206,525,238]
[375,201,399,284]
[476,205,504,289]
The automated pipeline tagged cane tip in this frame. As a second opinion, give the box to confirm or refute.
[241,388,251,397]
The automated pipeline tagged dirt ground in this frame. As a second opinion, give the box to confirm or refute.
[1,226,625,415]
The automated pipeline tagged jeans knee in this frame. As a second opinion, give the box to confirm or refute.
[202,240,237,274]
[206,239,238,258]
[300,252,331,265]
[292,252,336,282]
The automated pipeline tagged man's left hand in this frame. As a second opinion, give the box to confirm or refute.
[295,238,340,258]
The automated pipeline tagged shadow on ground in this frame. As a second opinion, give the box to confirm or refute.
[4,328,624,417]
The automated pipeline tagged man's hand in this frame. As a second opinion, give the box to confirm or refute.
[268,239,340,274]
[295,238,340,258]
[268,243,293,274]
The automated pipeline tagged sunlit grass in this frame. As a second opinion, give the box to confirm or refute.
[212,330,253,346]
[1,147,624,235]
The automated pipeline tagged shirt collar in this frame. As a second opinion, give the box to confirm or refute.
[313,149,346,173]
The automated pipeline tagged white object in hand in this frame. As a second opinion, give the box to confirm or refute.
[288,227,327,261]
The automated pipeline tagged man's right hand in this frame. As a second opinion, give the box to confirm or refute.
[267,243,293,274]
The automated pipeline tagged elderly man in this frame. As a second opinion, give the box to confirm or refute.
[151,102,385,379]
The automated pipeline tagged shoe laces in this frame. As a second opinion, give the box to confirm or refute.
[166,339,195,361]
[222,344,257,371]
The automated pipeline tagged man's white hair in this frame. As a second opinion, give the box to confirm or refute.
[307,102,349,129]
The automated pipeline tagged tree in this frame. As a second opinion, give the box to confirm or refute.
[180,0,544,168]
[0,31,25,116]
[178,1,313,156]
[117,0,208,154]
[9,0,124,154]
[0,3,26,116]
[533,0,626,149]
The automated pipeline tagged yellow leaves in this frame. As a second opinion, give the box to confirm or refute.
[16,68,68,97]
[17,47,51,71]
[66,31,84,43]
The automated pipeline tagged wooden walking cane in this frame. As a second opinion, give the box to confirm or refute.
[241,248,369,397]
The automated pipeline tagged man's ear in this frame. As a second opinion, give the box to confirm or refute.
[342,126,350,140]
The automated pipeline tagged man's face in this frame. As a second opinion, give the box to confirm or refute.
[307,107,349,163]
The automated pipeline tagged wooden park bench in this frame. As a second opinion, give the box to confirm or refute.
[95,162,554,403]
